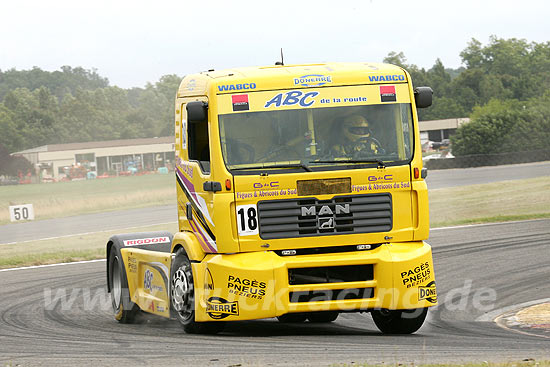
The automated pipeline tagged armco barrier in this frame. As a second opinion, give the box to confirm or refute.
[425,149,550,170]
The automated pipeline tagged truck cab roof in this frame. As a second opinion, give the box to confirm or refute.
[177,62,408,97]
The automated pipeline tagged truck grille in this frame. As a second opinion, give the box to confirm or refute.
[289,265,374,285]
[258,193,392,240]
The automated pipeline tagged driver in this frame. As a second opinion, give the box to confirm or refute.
[331,114,383,157]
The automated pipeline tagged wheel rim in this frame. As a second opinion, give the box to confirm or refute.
[112,257,122,308]
[171,268,192,320]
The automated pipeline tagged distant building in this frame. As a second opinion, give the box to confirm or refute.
[418,118,470,145]
[13,137,175,181]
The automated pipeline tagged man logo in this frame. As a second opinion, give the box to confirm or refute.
[301,204,350,217]
[318,217,335,229]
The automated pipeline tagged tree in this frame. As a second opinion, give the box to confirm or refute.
[0,106,23,153]
[0,66,109,101]
[459,38,484,69]
[383,51,407,68]
[419,97,466,121]
[1,87,60,150]
[386,37,550,122]
[451,95,550,156]
[0,67,182,153]
[0,143,32,176]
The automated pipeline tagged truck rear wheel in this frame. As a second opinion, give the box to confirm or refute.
[171,248,225,334]
[371,308,428,334]
[108,247,138,323]
[307,311,339,323]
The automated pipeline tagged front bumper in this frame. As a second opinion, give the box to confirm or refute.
[193,241,437,322]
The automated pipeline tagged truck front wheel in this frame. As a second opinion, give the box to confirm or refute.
[371,308,428,334]
[170,248,225,334]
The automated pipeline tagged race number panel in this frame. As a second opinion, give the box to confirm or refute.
[236,204,259,236]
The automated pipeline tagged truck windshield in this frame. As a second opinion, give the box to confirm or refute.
[219,103,414,171]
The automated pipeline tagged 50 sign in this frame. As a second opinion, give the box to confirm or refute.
[236,204,258,236]
[9,204,35,222]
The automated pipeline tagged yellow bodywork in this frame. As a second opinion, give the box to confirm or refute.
[193,242,436,321]
[122,62,436,321]
[121,242,436,320]
[120,248,171,318]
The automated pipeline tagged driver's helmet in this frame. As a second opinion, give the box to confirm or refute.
[342,115,372,143]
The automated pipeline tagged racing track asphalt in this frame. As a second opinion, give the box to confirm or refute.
[1,160,549,245]
[424,160,550,189]
[0,219,549,366]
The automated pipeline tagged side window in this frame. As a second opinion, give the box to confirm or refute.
[187,104,210,174]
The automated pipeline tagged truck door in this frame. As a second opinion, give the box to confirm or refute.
[175,98,218,253]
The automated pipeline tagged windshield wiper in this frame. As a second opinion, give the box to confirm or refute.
[232,163,312,172]
[310,159,386,169]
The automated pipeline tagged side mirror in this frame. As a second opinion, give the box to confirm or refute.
[414,87,433,108]
[187,101,208,123]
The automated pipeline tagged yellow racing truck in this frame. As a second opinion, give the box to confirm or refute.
[106,62,436,334]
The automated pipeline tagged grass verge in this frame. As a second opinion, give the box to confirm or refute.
[0,174,175,225]
[330,361,550,367]
[431,213,550,228]
[429,176,550,228]
[0,222,178,269]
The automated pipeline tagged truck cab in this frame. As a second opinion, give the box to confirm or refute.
[107,62,436,334]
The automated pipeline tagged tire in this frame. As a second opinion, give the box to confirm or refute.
[307,311,339,323]
[108,247,138,323]
[277,313,308,323]
[371,308,428,334]
[170,248,225,334]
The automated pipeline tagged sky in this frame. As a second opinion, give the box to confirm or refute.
[1,0,549,89]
